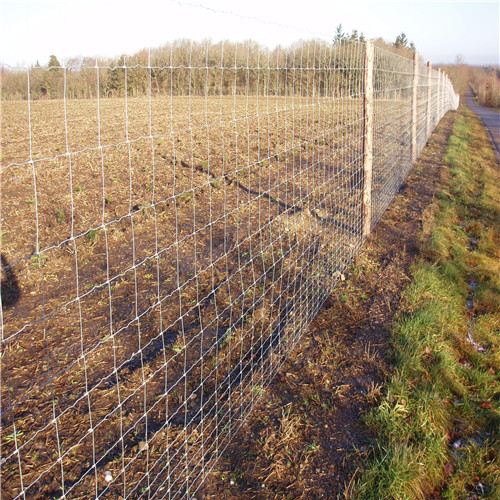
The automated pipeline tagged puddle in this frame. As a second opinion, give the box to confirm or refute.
[466,276,486,353]
[466,332,486,352]
[460,222,487,354]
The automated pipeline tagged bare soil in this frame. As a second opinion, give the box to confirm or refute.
[200,109,457,499]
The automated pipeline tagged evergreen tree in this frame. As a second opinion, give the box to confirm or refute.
[334,25,366,45]
[394,33,408,48]
[48,55,61,72]
[40,72,51,97]
[109,55,126,97]
[393,33,416,52]
[333,24,346,45]
[44,55,63,98]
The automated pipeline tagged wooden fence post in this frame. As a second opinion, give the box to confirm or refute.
[442,70,445,117]
[362,40,374,238]
[437,68,442,121]
[411,52,419,162]
[426,62,432,139]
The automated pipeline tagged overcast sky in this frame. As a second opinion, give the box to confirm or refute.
[0,0,498,67]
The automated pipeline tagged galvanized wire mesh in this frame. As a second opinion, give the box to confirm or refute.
[1,38,458,499]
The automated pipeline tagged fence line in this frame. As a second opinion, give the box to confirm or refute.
[1,38,458,499]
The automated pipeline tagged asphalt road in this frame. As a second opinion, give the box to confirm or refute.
[465,88,500,160]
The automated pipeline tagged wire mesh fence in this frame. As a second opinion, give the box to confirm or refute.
[1,37,458,499]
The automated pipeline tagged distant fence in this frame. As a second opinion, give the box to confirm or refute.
[1,39,458,499]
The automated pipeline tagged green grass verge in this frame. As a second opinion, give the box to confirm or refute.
[356,106,500,499]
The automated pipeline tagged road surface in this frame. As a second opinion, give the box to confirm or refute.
[465,88,500,160]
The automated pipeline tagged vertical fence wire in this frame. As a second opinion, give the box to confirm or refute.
[1,39,458,499]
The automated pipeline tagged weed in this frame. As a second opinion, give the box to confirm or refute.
[364,343,378,362]
[30,253,48,269]
[305,441,318,452]
[86,228,99,244]
[55,208,66,223]
[176,191,193,202]
[252,385,263,396]
[4,430,23,443]
[365,381,383,404]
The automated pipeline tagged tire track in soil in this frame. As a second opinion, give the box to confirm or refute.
[200,110,457,499]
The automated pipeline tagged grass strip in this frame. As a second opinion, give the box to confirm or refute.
[356,106,500,499]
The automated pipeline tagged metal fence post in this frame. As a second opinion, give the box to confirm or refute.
[426,61,432,138]
[362,40,374,238]
[411,52,419,162]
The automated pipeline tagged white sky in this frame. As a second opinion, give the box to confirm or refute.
[0,0,498,67]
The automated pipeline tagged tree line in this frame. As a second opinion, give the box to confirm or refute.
[440,57,499,109]
[1,32,418,101]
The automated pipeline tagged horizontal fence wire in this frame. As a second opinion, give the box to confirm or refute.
[0,37,458,499]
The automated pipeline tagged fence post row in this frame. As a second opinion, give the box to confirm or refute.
[426,61,432,138]
[443,71,446,116]
[411,52,419,162]
[362,40,374,238]
[438,68,442,120]
[436,68,442,120]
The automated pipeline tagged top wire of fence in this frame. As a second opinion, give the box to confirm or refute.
[1,10,458,498]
